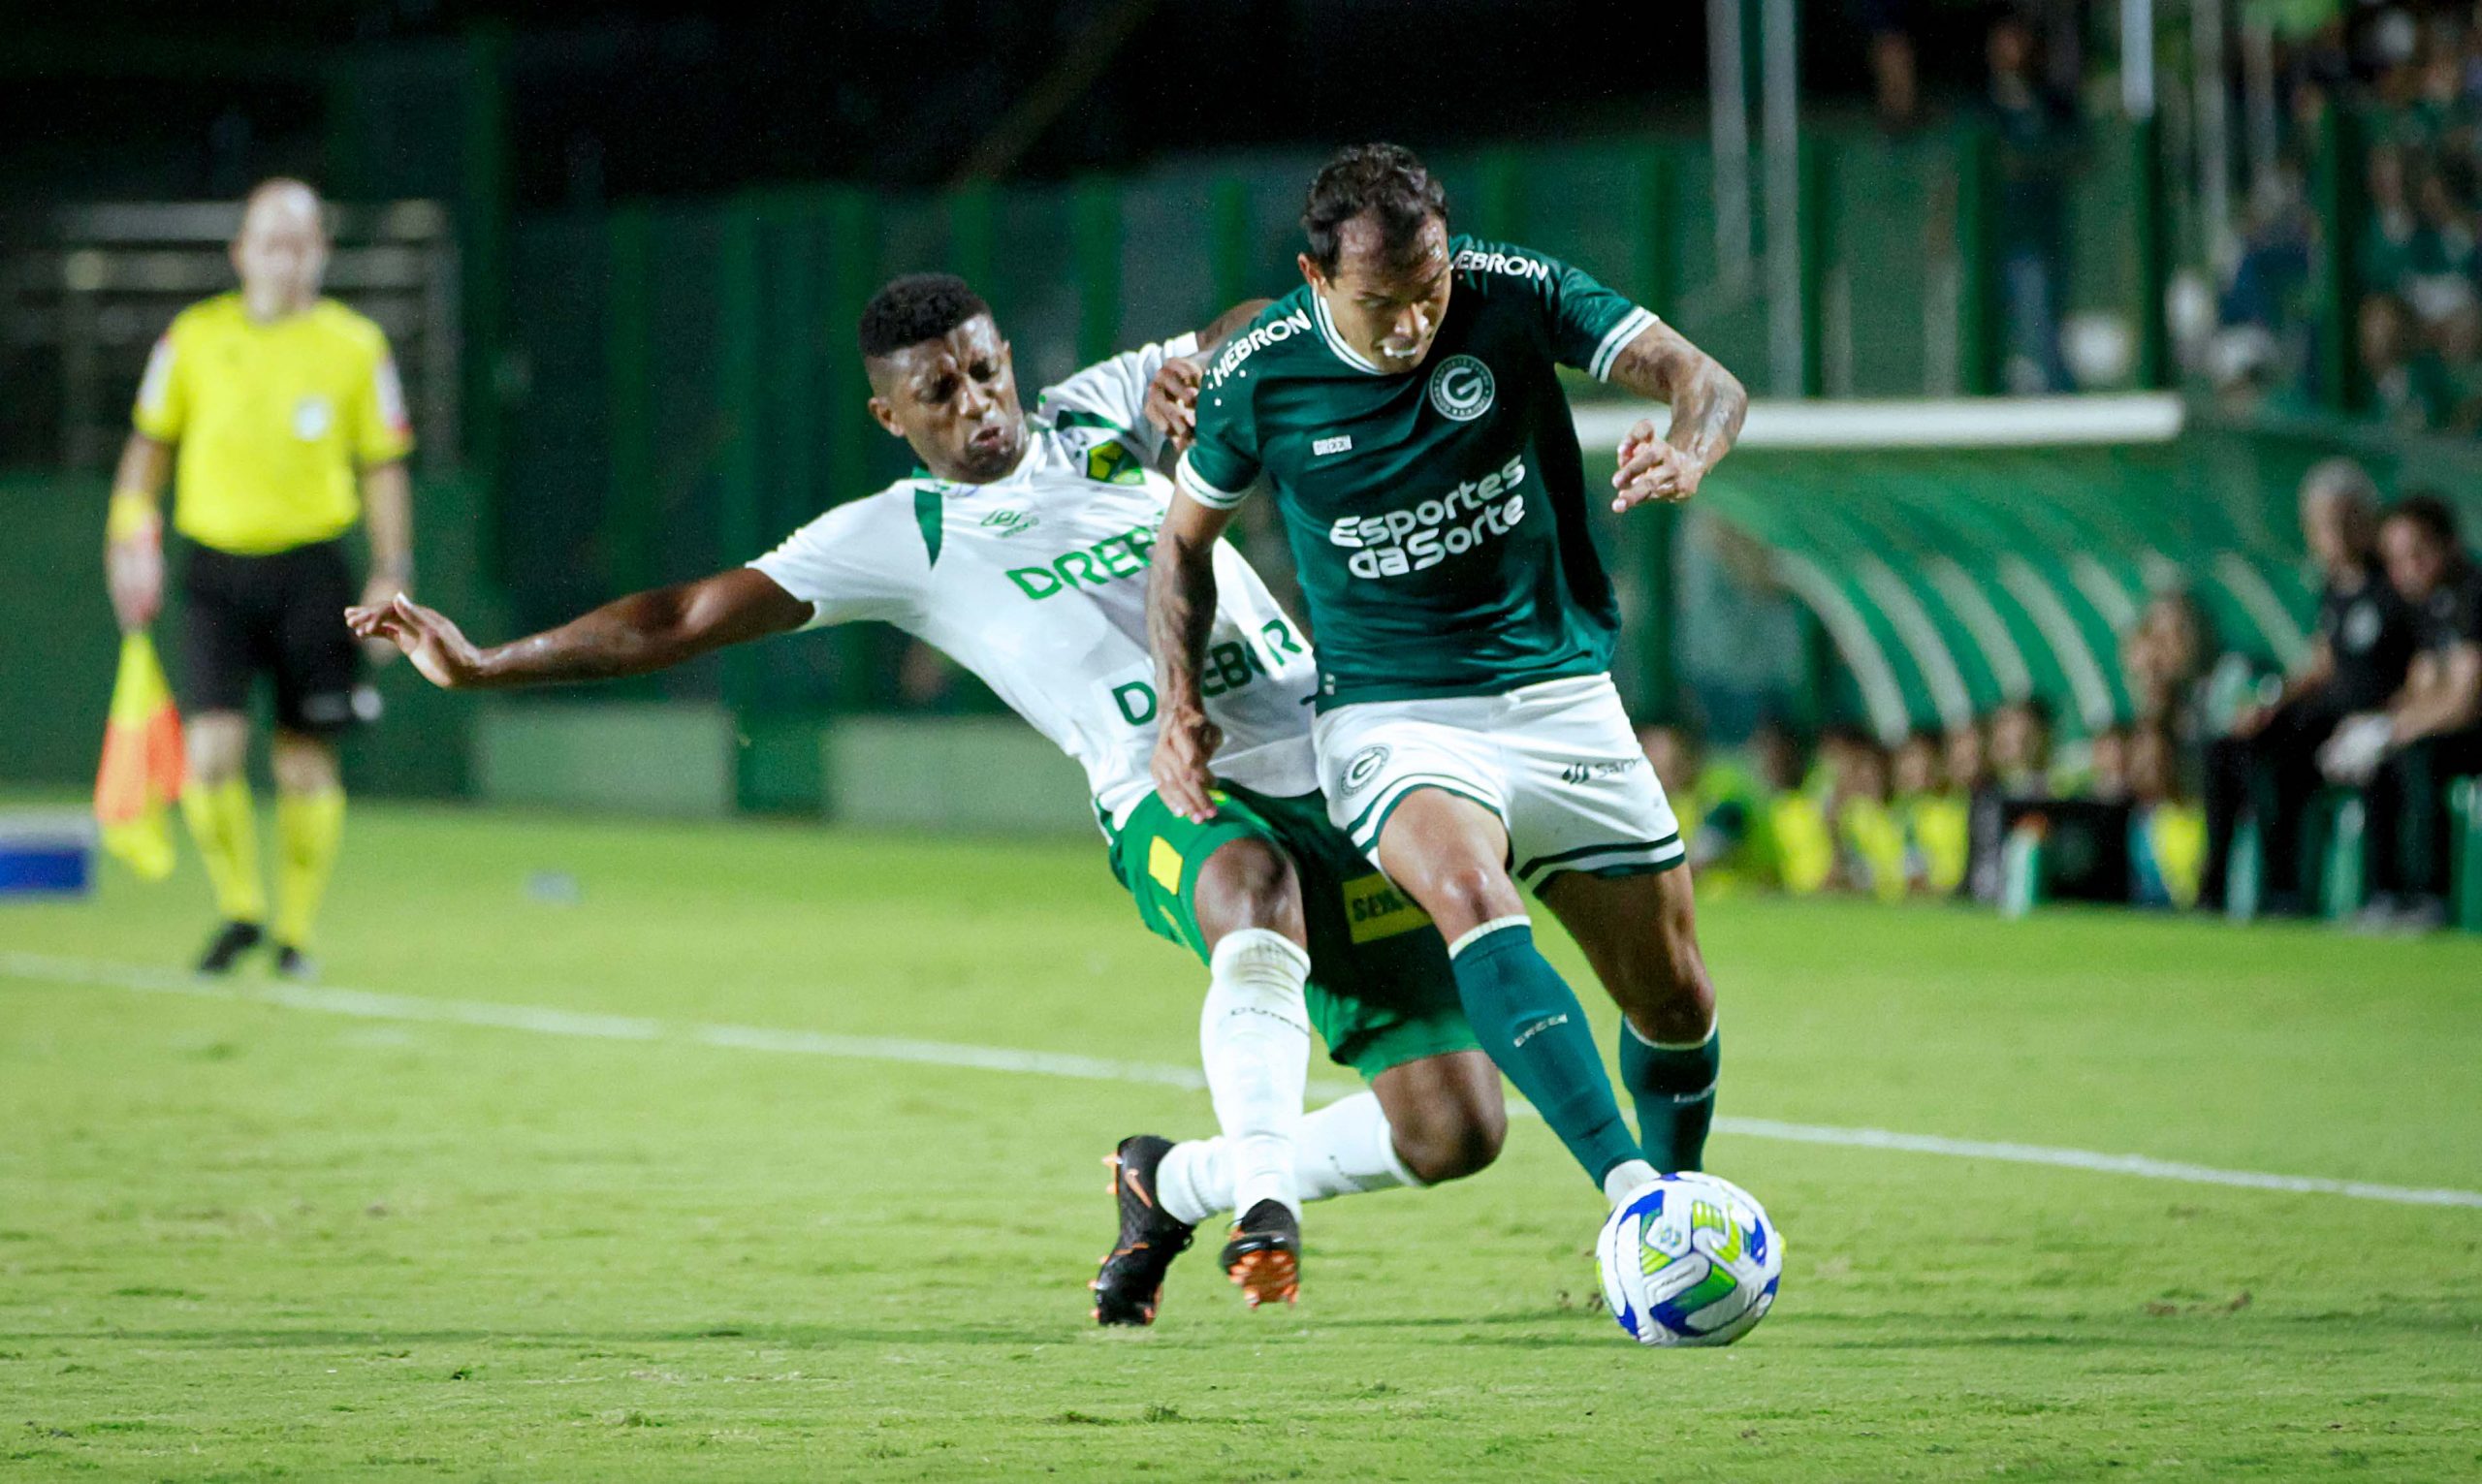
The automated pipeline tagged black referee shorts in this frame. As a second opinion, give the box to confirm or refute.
[176,538,375,736]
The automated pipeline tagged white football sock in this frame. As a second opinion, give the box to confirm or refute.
[1603,1157,1660,1207]
[1157,1090,1420,1226]
[1197,928,1312,1221]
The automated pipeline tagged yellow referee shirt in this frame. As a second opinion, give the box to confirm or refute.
[132,294,415,555]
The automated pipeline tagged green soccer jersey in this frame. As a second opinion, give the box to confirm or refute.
[1176,235,1658,710]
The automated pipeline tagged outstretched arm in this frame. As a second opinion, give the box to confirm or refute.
[345,567,811,690]
[1147,491,1240,821]
[1603,321,1749,513]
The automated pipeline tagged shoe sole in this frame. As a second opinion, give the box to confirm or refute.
[1226,1247,1298,1310]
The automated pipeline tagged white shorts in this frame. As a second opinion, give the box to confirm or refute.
[1313,673,1685,893]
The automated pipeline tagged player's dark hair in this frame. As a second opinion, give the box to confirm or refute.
[858,273,991,361]
[2382,491,2460,551]
[1302,143,1450,277]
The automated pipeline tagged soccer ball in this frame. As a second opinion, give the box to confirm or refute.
[1595,1172,1782,1346]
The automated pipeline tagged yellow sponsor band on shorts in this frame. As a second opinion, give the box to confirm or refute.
[1148,837,1185,896]
[1342,871,1431,945]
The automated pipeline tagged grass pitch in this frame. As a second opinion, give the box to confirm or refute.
[2,802,2477,1481]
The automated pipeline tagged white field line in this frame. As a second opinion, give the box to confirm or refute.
[7,950,2477,1211]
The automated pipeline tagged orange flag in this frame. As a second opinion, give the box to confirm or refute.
[95,631,184,881]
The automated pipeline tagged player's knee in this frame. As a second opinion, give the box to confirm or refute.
[1394,1097,1507,1184]
[270,733,339,795]
[1194,838,1304,942]
[1414,861,1523,936]
[184,716,247,783]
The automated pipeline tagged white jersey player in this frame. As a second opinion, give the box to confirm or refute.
[746,330,1318,827]
[353,273,1505,1325]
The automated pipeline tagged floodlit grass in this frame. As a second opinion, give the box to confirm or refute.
[3,803,2476,1480]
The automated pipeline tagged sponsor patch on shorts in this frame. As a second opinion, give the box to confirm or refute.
[1341,872,1430,945]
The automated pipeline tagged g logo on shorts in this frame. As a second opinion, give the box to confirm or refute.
[1343,744,1392,794]
[1427,355,1494,423]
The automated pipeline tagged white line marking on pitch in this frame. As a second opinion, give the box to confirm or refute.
[7,949,2477,1211]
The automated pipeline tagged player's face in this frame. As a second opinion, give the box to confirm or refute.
[2379,517,2448,602]
[1301,213,1452,373]
[868,316,1026,484]
[231,193,328,319]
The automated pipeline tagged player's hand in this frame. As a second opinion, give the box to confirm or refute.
[1151,704,1223,822]
[1611,418,1704,512]
[105,531,163,633]
[357,574,410,665]
[345,594,486,690]
[1144,357,1205,455]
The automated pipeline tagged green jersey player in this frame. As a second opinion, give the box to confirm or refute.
[1150,144,1749,1212]
[350,274,1505,1324]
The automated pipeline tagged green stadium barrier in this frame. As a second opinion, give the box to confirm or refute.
[473,700,735,816]
[2453,778,2482,932]
[821,716,1090,837]
[2316,793,2368,922]
[2225,814,2264,921]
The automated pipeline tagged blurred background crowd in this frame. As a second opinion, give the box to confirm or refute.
[2213,0,2482,430]
[1642,457,2482,931]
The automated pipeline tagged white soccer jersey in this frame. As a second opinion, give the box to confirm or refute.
[749,334,1321,824]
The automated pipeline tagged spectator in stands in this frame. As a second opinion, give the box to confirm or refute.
[1986,13,2077,394]
[2363,144,2420,297]
[2123,589,2216,747]
[1828,736,1907,900]
[1989,696,2057,798]
[2342,494,2482,931]
[2360,292,2449,431]
[2202,459,2415,913]
[2433,300,2482,432]
[1851,0,1920,132]
[1944,716,1992,797]
[1752,719,1835,895]
[1893,728,1968,895]
[2399,165,2480,331]
[1641,722,1777,894]
[2084,725,2134,804]
[2127,724,2207,909]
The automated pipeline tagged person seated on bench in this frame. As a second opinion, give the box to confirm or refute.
[2329,494,2482,932]
[2201,459,2415,915]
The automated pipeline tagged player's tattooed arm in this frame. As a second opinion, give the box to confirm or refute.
[346,568,811,691]
[1146,492,1240,821]
[1145,299,1274,463]
[1604,321,1749,513]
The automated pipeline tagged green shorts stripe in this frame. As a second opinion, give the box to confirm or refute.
[1515,833,1684,881]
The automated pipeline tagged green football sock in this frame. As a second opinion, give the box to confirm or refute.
[1448,918,1642,1189]
[1620,1021,1720,1172]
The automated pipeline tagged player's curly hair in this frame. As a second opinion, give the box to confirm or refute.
[858,273,992,361]
[1302,142,1450,276]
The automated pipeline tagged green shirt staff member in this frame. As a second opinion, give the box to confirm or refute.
[104,178,415,979]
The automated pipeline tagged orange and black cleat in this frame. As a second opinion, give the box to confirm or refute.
[1091,1134,1195,1326]
[1220,1198,1300,1310]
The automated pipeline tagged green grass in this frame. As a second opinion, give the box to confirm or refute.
[2,803,2477,1481]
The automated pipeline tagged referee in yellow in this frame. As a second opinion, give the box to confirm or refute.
[103,178,415,979]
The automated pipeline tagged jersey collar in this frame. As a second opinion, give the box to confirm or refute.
[1309,292,1390,376]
